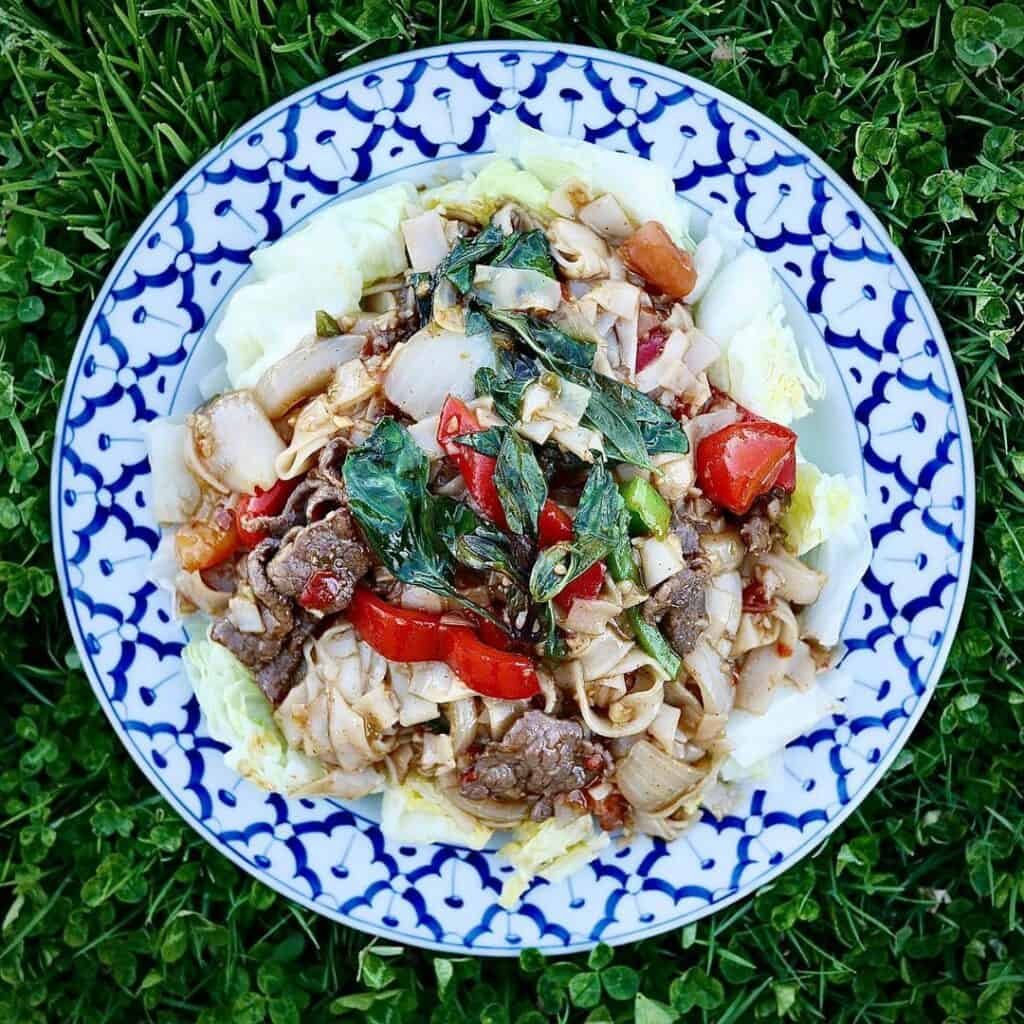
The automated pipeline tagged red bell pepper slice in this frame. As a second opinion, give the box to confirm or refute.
[347,588,539,699]
[437,397,606,610]
[696,421,797,515]
[236,477,302,548]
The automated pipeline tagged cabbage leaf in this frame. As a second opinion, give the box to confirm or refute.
[215,183,415,389]
[498,814,610,907]
[183,635,325,793]
[420,158,551,223]
[379,776,493,849]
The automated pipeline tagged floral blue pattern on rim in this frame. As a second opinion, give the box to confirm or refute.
[51,42,974,955]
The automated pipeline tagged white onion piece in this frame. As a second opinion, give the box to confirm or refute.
[384,326,495,420]
[254,334,363,419]
[699,529,745,574]
[227,592,264,633]
[685,407,739,451]
[635,327,690,394]
[401,210,449,272]
[682,330,720,376]
[639,535,685,590]
[448,697,479,754]
[579,193,633,241]
[176,570,230,614]
[615,739,705,812]
[547,218,608,279]
[757,550,827,605]
[474,265,561,311]
[189,390,285,494]
[143,420,200,524]
[587,280,641,321]
[407,414,444,459]
[483,697,528,739]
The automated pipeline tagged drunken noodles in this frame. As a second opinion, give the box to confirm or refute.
[150,123,870,906]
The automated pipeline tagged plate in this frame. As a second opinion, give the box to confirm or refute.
[52,41,974,954]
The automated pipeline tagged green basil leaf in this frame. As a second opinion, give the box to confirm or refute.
[492,229,556,278]
[484,307,596,370]
[475,366,536,426]
[441,223,505,292]
[493,429,548,538]
[451,427,505,457]
[593,374,689,456]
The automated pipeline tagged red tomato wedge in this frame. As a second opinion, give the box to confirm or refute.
[732,402,797,492]
[619,221,697,299]
[696,421,797,515]
[175,517,239,572]
[347,588,539,699]
[437,397,606,610]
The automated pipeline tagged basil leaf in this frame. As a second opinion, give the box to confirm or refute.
[454,520,529,585]
[451,427,505,458]
[492,229,556,278]
[441,223,505,292]
[475,366,536,426]
[528,462,628,601]
[484,307,596,370]
[410,271,434,324]
[537,600,570,658]
[577,380,652,469]
[343,418,504,627]
[494,429,548,538]
[464,305,492,339]
[593,374,689,456]
[315,310,340,338]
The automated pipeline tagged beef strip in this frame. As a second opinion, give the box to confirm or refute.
[242,478,316,539]
[459,710,607,820]
[267,508,372,615]
[315,436,349,490]
[642,568,708,656]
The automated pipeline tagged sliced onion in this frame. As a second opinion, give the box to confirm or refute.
[176,570,230,614]
[254,334,363,419]
[639,535,685,590]
[482,697,528,739]
[579,193,633,241]
[615,739,705,812]
[384,325,494,420]
[547,218,608,279]
[683,329,720,376]
[685,407,739,450]
[441,779,530,826]
[757,549,827,605]
[401,210,449,272]
[188,390,285,494]
[699,529,745,575]
[143,419,200,524]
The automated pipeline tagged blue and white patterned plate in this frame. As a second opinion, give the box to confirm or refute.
[52,42,974,955]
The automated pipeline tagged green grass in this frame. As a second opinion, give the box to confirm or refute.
[1,1,1022,1021]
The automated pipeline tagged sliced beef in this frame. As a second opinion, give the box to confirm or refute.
[642,568,708,657]
[315,436,349,490]
[267,508,371,615]
[460,710,607,820]
[245,539,293,639]
[242,479,316,539]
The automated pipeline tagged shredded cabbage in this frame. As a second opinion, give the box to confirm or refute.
[720,669,851,781]
[697,248,823,424]
[183,635,325,793]
[420,158,550,223]
[380,776,493,849]
[215,183,415,389]
[495,120,693,249]
[498,814,610,908]
[781,461,865,557]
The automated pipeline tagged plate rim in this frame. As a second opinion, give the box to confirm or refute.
[51,39,976,955]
